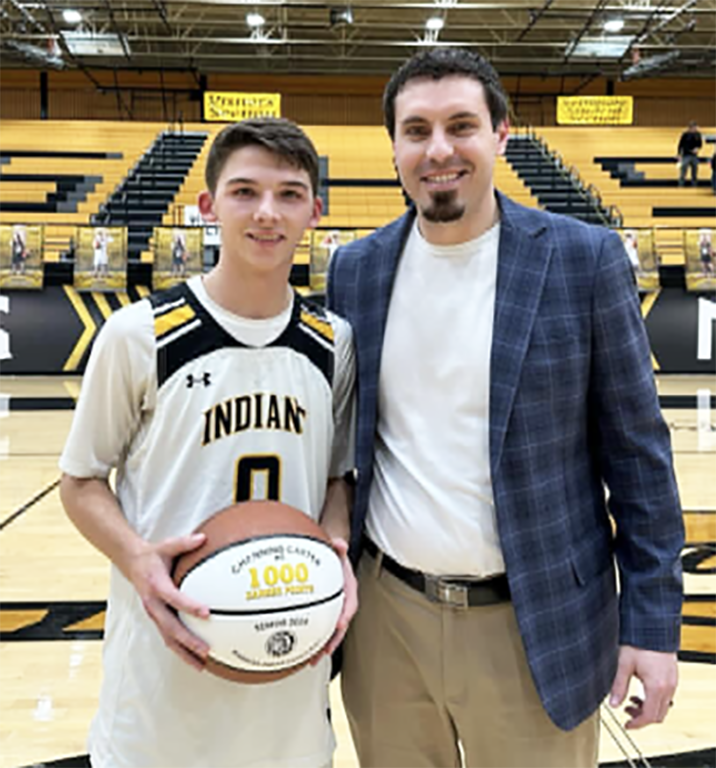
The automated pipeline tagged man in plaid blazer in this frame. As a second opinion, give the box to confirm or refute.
[327,48,683,768]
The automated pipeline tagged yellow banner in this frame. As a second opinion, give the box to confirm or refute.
[0,224,44,289]
[557,96,633,125]
[153,227,204,291]
[204,92,281,122]
[74,226,127,292]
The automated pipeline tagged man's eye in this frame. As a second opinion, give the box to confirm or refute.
[233,188,254,197]
[281,189,302,200]
[451,122,476,134]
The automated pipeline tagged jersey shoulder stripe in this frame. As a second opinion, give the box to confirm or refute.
[147,284,335,391]
[300,307,334,344]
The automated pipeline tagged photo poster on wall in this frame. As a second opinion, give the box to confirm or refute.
[684,228,716,292]
[309,229,357,293]
[0,224,44,290]
[616,228,659,292]
[152,227,204,291]
[74,226,128,292]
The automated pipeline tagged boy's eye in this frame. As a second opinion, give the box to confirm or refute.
[233,187,255,198]
[404,125,429,138]
[281,189,302,200]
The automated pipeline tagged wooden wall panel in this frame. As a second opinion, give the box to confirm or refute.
[0,69,713,127]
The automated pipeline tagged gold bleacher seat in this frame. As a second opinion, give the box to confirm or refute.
[535,127,716,264]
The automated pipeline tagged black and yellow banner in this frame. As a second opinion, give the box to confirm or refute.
[204,91,281,122]
[557,96,634,125]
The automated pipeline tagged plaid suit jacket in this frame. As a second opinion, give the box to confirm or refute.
[327,193,684,731]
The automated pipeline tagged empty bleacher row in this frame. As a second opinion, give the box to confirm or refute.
[535,126,716,265]
[2,120,714,275]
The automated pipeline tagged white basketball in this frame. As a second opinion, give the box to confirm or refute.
[178,533,345,674]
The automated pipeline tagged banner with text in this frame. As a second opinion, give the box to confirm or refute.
[204,92,281,122]
[557,96,634,125]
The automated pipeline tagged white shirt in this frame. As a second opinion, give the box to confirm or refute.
[367,221,505,577]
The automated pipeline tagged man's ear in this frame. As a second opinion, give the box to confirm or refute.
[198,190,217,222]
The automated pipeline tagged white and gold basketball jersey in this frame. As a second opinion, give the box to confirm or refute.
[59,276,354,768]
[134,279,340,540]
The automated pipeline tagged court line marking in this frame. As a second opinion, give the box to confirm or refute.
[0,477,60,531]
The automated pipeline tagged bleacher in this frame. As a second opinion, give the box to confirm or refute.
[0,121,169,260]
[535,127,716,264]
[167,124,539,230]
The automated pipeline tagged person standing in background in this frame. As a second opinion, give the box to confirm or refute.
[677,121,703,186]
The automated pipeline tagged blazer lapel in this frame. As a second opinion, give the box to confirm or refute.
[490,198,554,474]
[355,210,415,466]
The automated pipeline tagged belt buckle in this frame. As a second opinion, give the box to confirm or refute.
[425,575,469,609]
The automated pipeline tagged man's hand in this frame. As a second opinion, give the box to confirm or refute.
[127,533,211,670]
[609,645,678,729]
[312,537,358,662]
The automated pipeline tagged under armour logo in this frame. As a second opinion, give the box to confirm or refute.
[186,372,211,388]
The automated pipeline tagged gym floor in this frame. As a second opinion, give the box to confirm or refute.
[0,375,714,768]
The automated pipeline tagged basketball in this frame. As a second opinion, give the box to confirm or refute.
[173,500,345,684]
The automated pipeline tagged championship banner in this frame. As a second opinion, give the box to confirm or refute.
[684,228,716,292]
[556,96,633,125]
[204,92,281,122]
[309,230,356,293]
[74,226,128,292]
[0,224,44,290]
[153,227,204,290]
[617,228,659,292]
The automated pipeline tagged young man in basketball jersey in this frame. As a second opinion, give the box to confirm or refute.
[59,117,356,768]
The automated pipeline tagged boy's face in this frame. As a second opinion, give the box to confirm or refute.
[199,145,321,276]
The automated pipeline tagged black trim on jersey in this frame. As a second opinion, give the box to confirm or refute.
[148,283,334,390]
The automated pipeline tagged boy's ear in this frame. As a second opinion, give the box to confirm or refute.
[309,196,323,229]
[198,190,217,222]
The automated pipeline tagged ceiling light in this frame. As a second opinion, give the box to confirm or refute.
[604,19,625,33]
[246,12,265,28]
[425,16,444,31]
[62,9,82,23]
[330,7,353,26]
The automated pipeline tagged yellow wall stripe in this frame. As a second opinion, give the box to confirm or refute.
[62,286,97,372]
[154,305,196,339]
[117,292,131,308]
[92,292,114,321]
[641,290,661,371]
[300,310,334,342]
[136,285,150,299]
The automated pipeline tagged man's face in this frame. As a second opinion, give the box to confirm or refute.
[198,145,321,276]
[392,75,508,239]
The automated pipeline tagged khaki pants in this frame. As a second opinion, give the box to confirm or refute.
[342,549,599,768]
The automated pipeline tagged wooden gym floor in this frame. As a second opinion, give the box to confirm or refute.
[0,375,714,768]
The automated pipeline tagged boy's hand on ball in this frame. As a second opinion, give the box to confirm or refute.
[312,536,358,662]
[128,533,211,670]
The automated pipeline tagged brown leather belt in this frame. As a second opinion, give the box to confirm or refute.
[363,537,510,608]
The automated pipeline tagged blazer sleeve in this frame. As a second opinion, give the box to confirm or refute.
[589,229,684,652]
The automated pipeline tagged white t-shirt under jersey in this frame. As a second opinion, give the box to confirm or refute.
[60,275,355,768]
[367,220,505,577]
